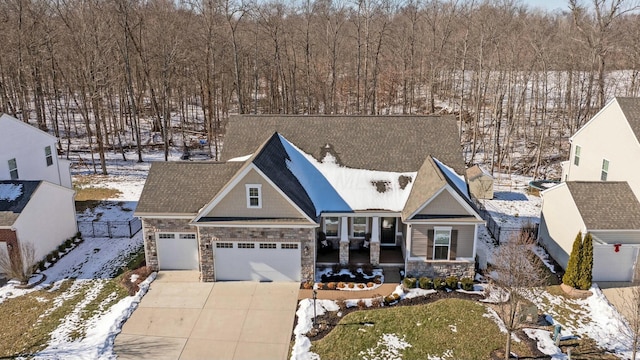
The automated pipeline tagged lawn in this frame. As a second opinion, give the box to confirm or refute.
[311,298,535,359]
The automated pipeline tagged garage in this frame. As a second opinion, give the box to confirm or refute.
[593,245,638,282]
[214,241,301,281]
[156,233,199,270]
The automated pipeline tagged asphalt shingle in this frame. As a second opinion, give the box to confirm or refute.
[566,181,640,230]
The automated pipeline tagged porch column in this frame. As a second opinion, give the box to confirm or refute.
[370,216,380,266]
[339,216,349,265]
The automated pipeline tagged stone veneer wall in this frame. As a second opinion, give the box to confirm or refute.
[141,218,194,272]
[198,227,316,282]
[406,260,475,279]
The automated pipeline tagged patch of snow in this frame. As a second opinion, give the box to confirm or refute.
[531,245,557,274]
[291,299,338,360]
[280,135,416,212]
[359,333,412,360]
[0,183,23,201]
[433,157,469,198]
[449,324,457,333]
[280,134,351,214]
[404,288,437,299]
[482,307,520,342]
[427,349,455,359]
[227,154,252,162]
[523,329,566,359]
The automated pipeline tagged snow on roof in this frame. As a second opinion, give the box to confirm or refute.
[0,183,23,202]
[228,154,253,162]
[279,135,351,214]
[433,157,469,200]
[280,135,416,212]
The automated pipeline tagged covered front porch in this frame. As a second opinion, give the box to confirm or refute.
[316,214,405,266]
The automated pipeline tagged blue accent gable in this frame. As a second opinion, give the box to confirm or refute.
[278,134,351,215]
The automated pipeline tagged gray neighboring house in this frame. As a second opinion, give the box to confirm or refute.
[135,115,484,282]
[539,181,640,282]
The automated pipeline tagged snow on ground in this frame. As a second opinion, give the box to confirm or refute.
[359,333,412,360]
[523,329,566,359]
[481,172,542,228]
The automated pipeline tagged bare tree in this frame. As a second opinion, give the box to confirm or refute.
[0,241,36,285]
[489,229,547,360]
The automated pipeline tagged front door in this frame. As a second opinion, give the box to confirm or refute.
[381,217,397,245]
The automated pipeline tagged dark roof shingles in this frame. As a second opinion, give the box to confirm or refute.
[616,97,640,144]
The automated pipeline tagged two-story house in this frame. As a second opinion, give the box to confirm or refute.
[0,114,77,277]
[539,97,640,281]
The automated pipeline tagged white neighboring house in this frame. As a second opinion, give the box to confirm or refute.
[541,97,640,282]
[0,114,77,277]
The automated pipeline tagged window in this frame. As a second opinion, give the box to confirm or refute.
[352,217,368,238]
[216,242,233,248]
[45,146,53,166]
[8,158,18,180]
[158,233,175,239]
[246,184,262,208]
[281,243,298,249]
[601,159,609,181]
[260,243,277,249]
[237,243,255,249]
[433,227,451,260]
[573,145,581,166]
[179,234,196,239]
[324,217,339,237]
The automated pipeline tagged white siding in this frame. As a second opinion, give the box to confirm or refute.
[538,184,586,268]
[591,230,640,245]
[13,182,78,262]
[0,115,71,188]
[566,101,640,199]
[593,244,638,282]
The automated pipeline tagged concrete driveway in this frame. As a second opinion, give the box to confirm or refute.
[114,271,300,360]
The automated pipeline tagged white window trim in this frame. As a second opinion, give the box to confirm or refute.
[8,158,18,180]
[323,217,340,238]
[45,146,53,167]
[601,158,609,181]
[573,145,581,166]
[433,226,452,261]
[246,184,262,208]
[351,217,369,238]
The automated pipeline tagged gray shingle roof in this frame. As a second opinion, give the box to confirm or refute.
[566,181,640,230]
[135,162,244,215]
[616,97,640,144]
[221,115,465,173]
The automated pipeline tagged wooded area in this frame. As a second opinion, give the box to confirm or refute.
[0,0,638,177]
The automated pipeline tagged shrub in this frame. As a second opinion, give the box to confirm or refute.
[563,232,583,288]
[348,282,355,289]
[383,293,401,305]
[331,264,342,274]
[367,282,375,288]
[64,238,74,249]
[361,263,374,276]
[316,283,325,290]
[348,264,358,274]
[357,299,367,309]
[357,283,365,289]
[327,282,336,290]
[373,276,382,284]
[302,281,313,289]
[445,276,459,290]
[402,277,417,290]
[337,282,346,288]
[433,277,447,290]
[57,243,67,253]
[418,277,433,289]
[46,253,55,263]
[460,277,474,291]
[578,233,593,290]
[371,296,383,307]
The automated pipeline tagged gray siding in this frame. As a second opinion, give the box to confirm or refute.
[418,190,469,216]
[410,224,474,259]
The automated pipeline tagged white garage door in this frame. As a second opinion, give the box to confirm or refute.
[156,233,199,270]
[593,245,638,282]
[214,241,301,282]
